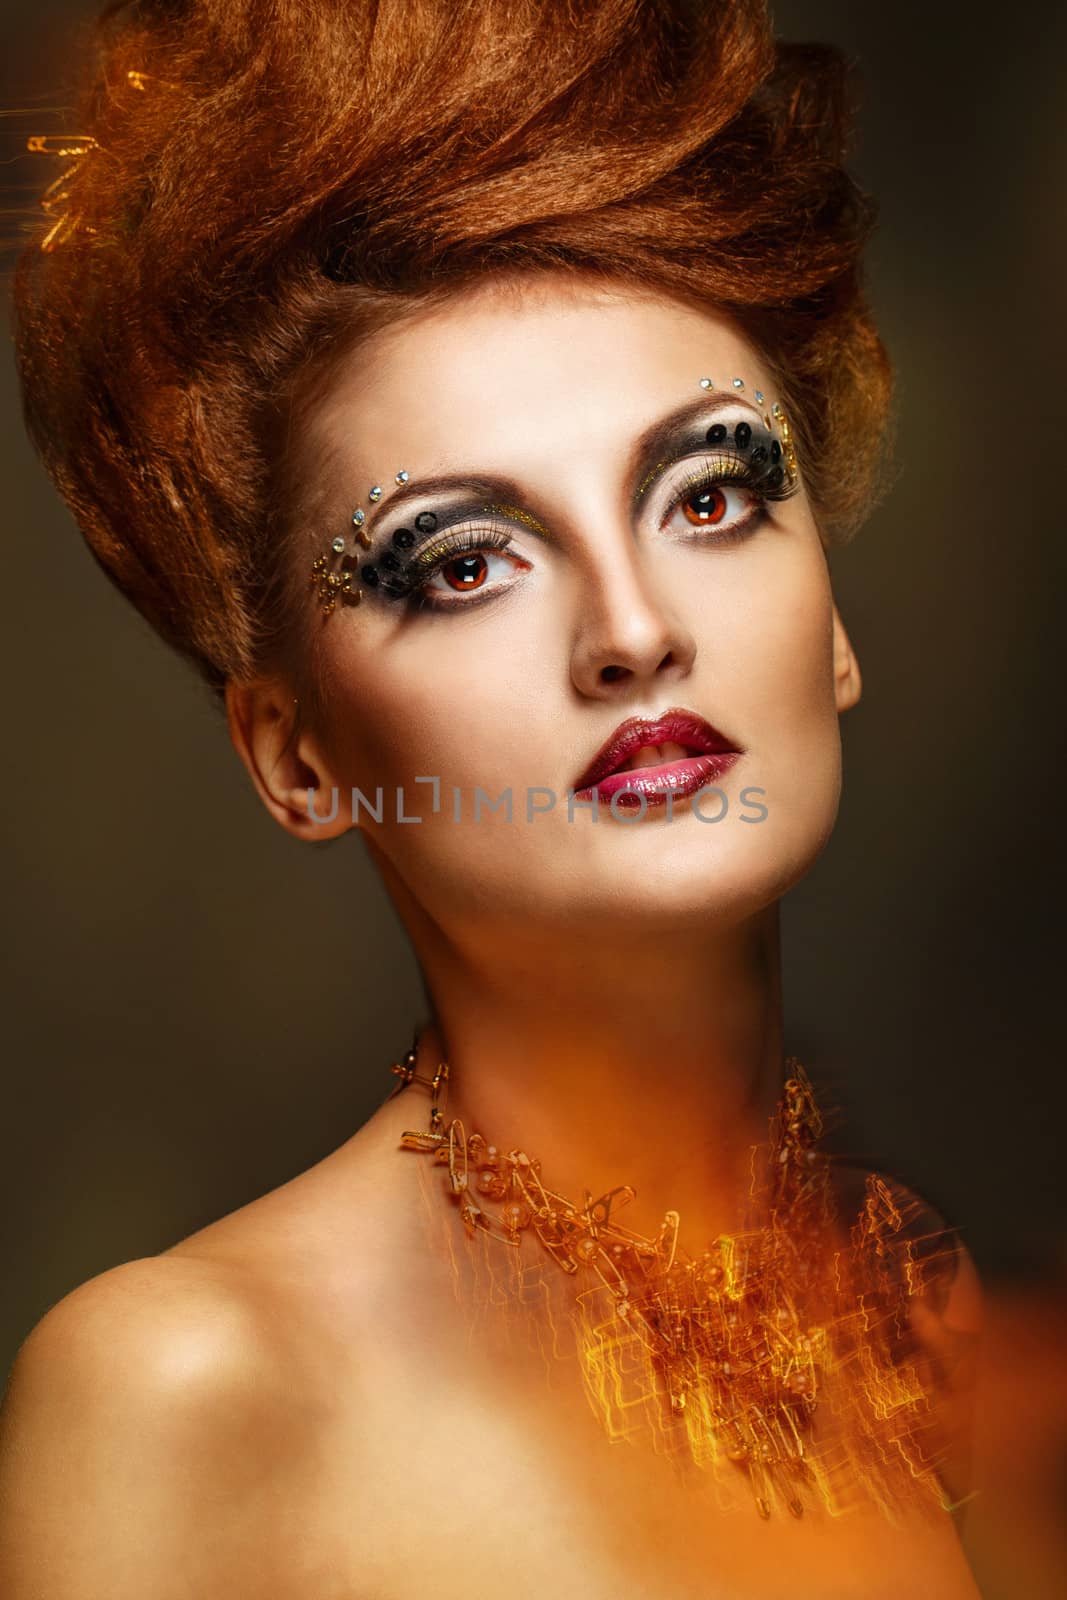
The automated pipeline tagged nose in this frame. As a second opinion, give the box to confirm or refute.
[569,542,697,700]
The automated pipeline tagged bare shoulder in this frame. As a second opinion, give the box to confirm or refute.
[0,1254,328,1597]
[0,1086,418,1600]
[3,1252,289,1415]
[829,1157,984,1331]
[829,1158,984,1523]
[0,1090,459,1595]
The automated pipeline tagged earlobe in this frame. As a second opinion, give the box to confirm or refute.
[224,679,351,841]
[831,601,862,713]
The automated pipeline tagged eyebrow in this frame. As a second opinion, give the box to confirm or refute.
[359,393,767,541]
[363,474,534,541]
[627,395,766,508]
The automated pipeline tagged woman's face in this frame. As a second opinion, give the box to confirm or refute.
[240,273,860,942]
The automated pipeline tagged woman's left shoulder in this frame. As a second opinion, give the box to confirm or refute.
[828,1157,983,1332]
[829,1158,983,1517]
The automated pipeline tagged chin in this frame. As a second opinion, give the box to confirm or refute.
[502,830,825,938]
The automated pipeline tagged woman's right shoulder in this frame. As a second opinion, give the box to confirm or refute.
[6,1252,278,1410]
[0,1255,321,1596]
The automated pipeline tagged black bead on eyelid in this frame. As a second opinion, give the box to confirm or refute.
[771,440,782,462]
[706,423,727,446]
[414,511,438,534]
[767,465,784,488]
[361,564,380,586]
[734,422,751,450]
[751,445,767,463]
[392,527,415,549]
[380,550,400,572]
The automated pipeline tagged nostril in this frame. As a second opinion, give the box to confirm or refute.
[600,664,629,683]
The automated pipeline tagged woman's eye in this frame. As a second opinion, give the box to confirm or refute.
[665,480,760,538]
[420,545,530,603]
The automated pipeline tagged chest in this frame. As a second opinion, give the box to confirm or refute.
[291,1335,980,1600]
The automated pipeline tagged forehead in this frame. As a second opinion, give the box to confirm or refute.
[301,274,773,488]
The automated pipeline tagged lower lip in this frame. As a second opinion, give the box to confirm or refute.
[574,751,741,808]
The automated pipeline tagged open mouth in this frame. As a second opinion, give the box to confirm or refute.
[572,711,742,807]
[604,739,697,775]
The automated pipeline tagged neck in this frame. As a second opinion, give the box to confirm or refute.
[396,899,787,1247]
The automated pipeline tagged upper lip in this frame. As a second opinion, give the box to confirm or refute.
[573,707,741,791]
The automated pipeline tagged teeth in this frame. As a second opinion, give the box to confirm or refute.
[617,741,689,773]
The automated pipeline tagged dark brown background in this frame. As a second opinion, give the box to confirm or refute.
[2,0,1064,1391]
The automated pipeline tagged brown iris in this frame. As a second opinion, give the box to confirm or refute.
[442,552,489,591]
[682,485,727,526]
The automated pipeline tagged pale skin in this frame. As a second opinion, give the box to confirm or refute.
[0,274,983,1597]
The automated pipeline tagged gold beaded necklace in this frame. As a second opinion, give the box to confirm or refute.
[389,1040,958,1523]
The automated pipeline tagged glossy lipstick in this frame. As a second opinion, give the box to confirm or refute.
[572,709,742,809]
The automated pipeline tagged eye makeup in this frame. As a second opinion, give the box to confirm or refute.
[308,386,802,617]
[634,415,799,555]
[360,510,528,608]
[633,408,794,506]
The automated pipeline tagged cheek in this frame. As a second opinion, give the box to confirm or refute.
[320,627,537,792]
[730,542,836,727]
[713,544,841,862]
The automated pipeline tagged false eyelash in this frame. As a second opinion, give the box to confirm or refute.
[661,448,798,530]
[378,523,516,605]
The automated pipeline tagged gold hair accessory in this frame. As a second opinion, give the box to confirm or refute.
[389,1041,962,1524]
[27,68,173,253]
[26,134,100,253]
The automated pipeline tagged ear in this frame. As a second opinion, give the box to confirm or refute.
[831,600,862,713]
[224,677,351,842]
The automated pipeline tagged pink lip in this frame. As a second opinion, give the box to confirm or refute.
[572,708,742,805]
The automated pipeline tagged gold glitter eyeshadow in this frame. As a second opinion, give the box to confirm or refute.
[479,502,551,537]
[308,378,800,616]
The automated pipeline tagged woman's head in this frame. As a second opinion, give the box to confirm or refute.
[13,0,880,941]
[228,270,860,948]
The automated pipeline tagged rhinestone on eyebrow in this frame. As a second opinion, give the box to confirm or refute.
[310,469,419,613]
[351,507,372,550]
[630,374,801,509]
[694,376,799,492]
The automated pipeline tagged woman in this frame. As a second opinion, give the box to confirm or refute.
[0,0,984,1594]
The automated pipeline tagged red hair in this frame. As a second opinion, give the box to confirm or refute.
[13,0,892,701]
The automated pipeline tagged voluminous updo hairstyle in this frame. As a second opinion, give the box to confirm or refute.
[13,0,892,704]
